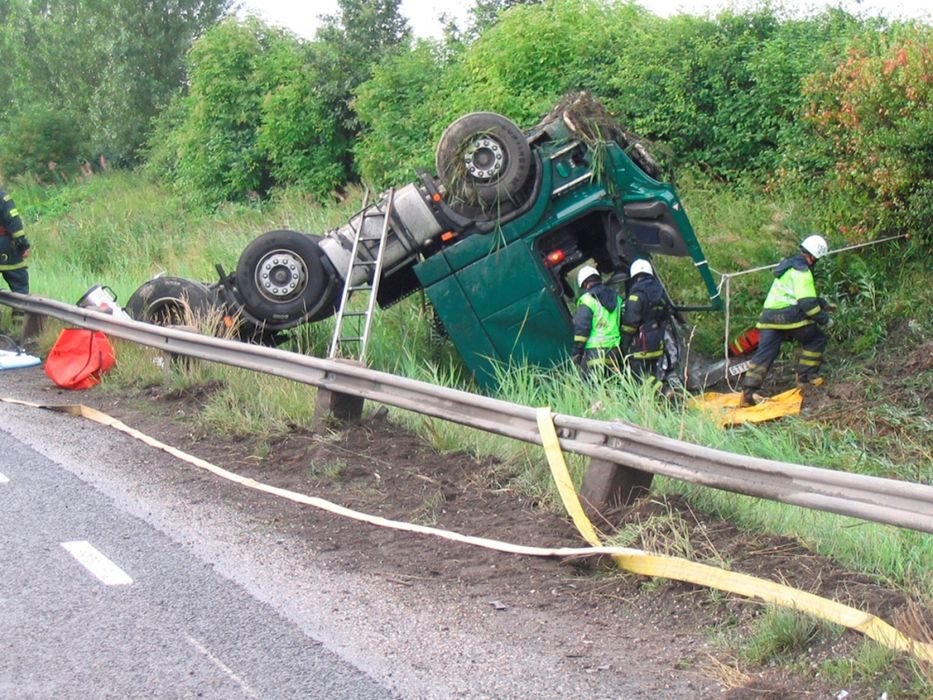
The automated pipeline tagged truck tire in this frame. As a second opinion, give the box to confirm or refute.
[435,112,532,217]
[125,277,217,326]
[234,230,329,328]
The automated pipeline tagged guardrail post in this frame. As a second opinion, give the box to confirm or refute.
[313,359,365,428]
[22,312,46,343]
[579,459,654,516]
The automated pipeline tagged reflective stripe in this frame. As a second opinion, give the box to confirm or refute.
[801,350,823,358]
[756,320,812,330]
[800,359,821,367]
[629,349,663,360]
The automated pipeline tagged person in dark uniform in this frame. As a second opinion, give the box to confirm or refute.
[0,189,30,329]
[620,259,670,388]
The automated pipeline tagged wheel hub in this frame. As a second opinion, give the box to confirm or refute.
[255,250,307,301]
[463,137,505,180]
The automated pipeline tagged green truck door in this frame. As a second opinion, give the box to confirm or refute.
[422,239,572,385]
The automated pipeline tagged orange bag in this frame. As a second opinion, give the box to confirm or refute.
[44,329,116,390]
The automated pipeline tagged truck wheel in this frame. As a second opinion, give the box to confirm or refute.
[435,112,532,217]
[125,277,217,326]
[234,230,328,328]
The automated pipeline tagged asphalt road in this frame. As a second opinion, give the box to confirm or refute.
[0,432,393,699]
[0,378,719,699]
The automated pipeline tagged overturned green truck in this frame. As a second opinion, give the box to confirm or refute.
[127,94,727,388]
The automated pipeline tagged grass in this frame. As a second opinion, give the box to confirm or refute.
[741,607,828,665]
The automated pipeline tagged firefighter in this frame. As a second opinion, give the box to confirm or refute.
[620,259,670,387]
[740,234,832,406]
[0,189,30,328]
[571,265,623,376]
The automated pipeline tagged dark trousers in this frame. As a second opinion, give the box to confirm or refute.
[741,324,827,392]
[582,345,623,378]
[627,356,661,385]
[2,268,29,320]
[1,268,29,294]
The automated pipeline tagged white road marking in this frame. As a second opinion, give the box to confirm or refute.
[60,541,134,586]
[188,636,259,699]
[0,472,9,483]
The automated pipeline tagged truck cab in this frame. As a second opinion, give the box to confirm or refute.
[127,93,722,387]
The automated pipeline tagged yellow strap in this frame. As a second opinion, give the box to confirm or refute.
[534,406,933,665]
[536,407,602,547]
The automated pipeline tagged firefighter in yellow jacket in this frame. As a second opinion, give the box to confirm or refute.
[741,235,832,406]
[572,266,623,376]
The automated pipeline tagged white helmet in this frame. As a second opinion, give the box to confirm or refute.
[801,234,829,260]
[630,259,653,277]
[576,265,600,288]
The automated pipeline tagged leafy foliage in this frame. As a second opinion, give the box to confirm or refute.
[0,0,232,171]
[0,104,87,182]
[353,1,876,185]
[353,41,458,186]
[147,19,348,206]
[790,25,933,247]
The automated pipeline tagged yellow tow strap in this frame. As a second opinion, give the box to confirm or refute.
[534,406,933,665]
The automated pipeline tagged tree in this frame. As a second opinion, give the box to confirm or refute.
[0,0,233,173]
[148,18,350,206]
[312,0,412,167]
[467,0,543,39]
[795,25,933,245]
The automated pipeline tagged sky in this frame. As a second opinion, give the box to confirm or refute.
[237,0,931,41]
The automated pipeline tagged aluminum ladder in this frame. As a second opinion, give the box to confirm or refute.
[327,187,395,363]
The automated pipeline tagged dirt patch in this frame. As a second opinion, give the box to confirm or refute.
[3,365,929,697]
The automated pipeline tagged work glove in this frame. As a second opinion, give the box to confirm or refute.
[822,317,835,330]
[571,343,584,368]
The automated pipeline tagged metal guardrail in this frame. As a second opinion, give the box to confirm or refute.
[3,290,933,534]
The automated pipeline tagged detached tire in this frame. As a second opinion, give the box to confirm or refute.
[234,230,329,329]
[435,112,532,218]
[125,277,217,326]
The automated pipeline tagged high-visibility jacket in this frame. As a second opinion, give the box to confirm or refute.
[574,284,622,350]
[0,190,29,272]
[756,254,828,330]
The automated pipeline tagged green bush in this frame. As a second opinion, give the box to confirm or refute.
[790,24,933,247]
[353,40,457,187]
[353,1,872,185]
[0,104,87,182]
[149,18,351,207]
